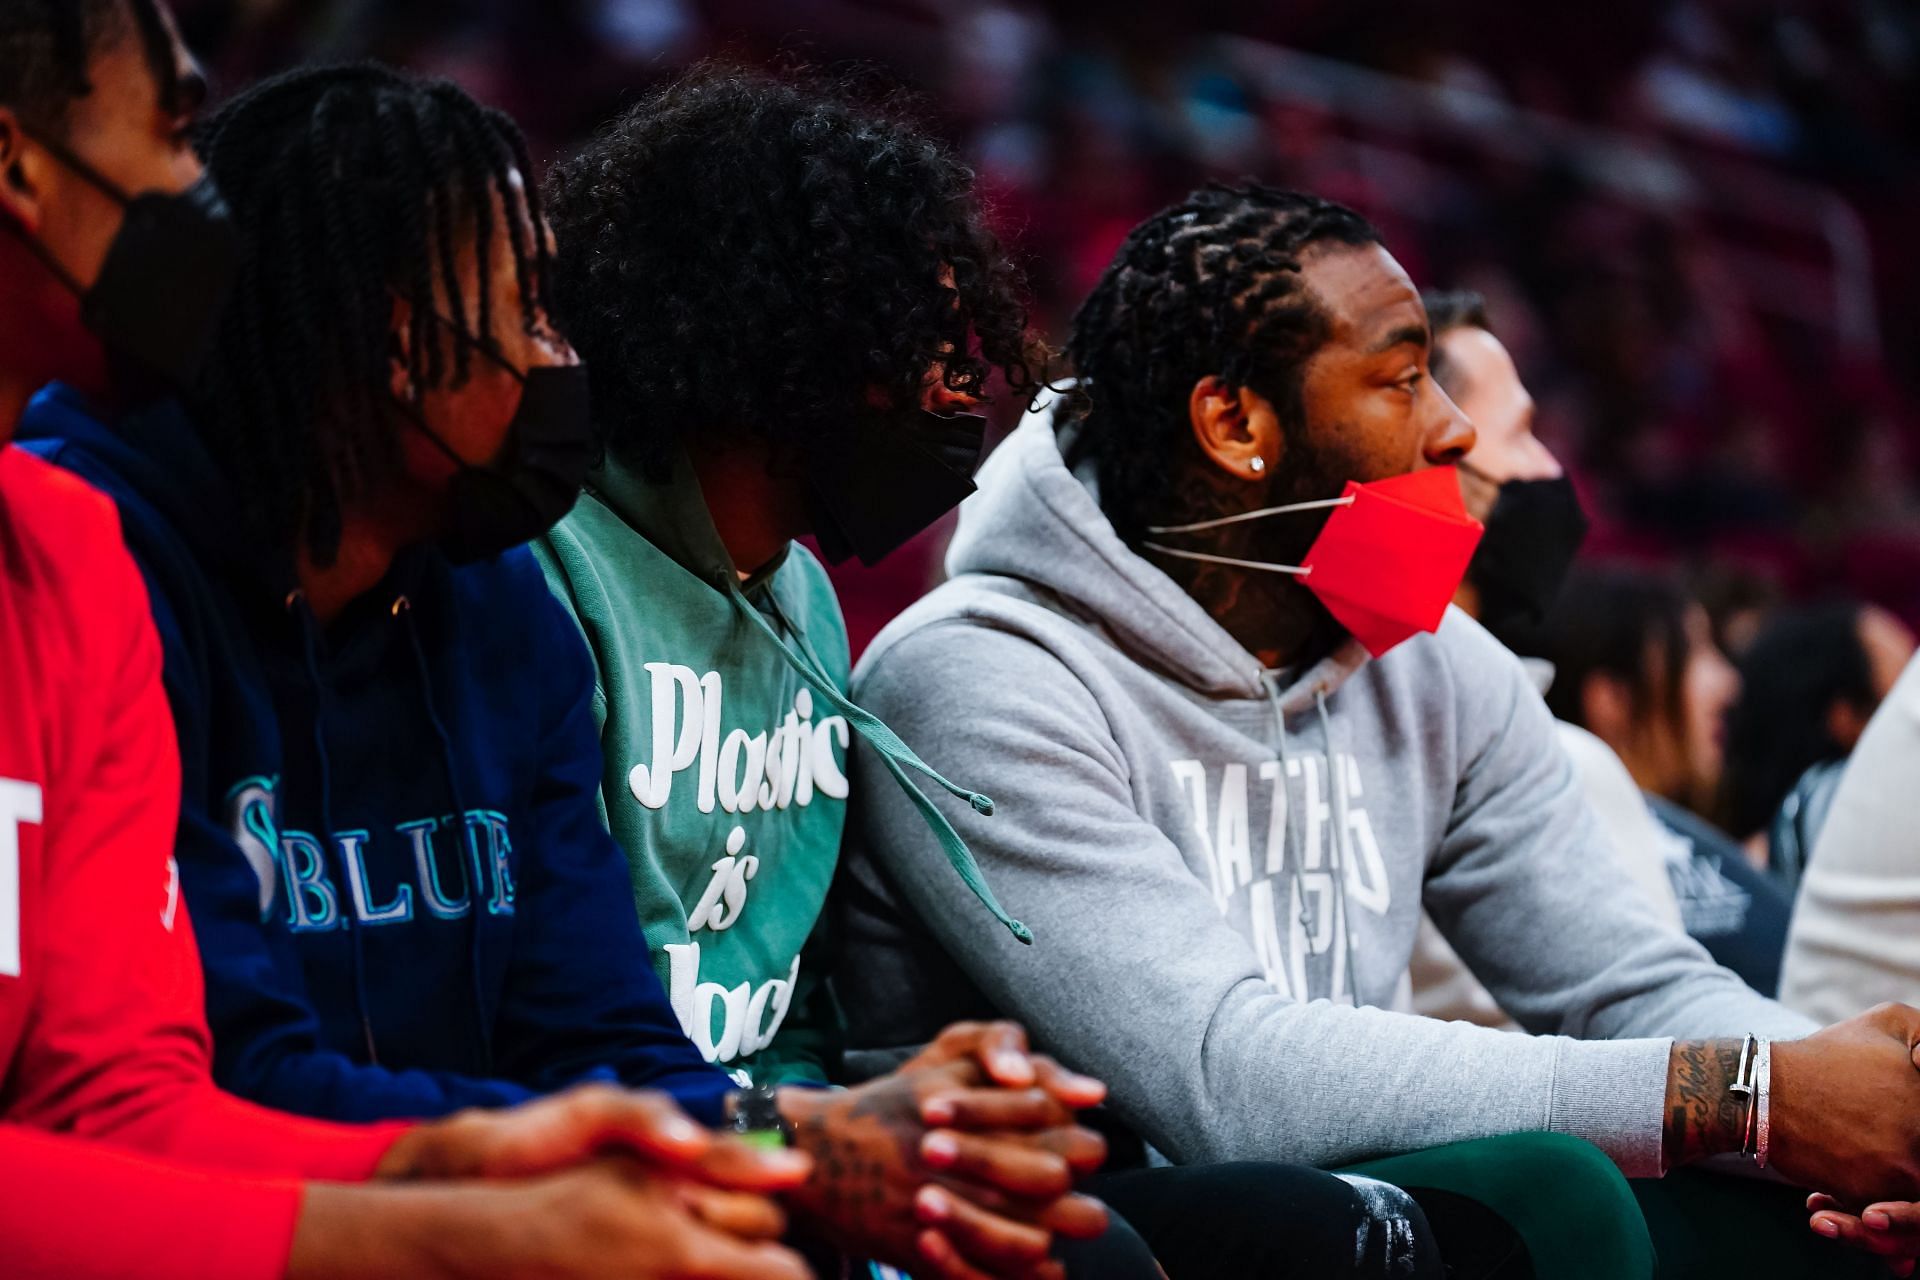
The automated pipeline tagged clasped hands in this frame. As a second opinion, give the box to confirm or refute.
[374,1020,1109,1280]
[1759,1003,1920,1275]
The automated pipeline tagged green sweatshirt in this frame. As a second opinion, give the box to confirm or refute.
[536,448,1032,1086]
[533,451,854,1084]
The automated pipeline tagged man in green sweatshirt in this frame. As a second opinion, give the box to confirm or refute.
[534,68,1464,1280]
[533,67,1041,1092]
[531,68,1153,1280]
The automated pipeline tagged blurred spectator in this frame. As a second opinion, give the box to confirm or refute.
[1537,567,1738,817]
[1720,601,1916,892]
[1780,651,1920,1023]
[160,0,1920,651]
[1527,564,1792,996]
[1408,292,1685,1033]
[1695,564,1782,661]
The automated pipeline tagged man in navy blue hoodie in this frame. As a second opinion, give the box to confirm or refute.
[24,62,1113,1279]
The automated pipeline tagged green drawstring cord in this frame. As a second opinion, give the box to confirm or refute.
[721,574,1033,945]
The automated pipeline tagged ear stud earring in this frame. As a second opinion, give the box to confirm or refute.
[1249,456,1265,473]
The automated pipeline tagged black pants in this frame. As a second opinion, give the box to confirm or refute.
[1084,1162,1448,1279]
[810,1164,1458,1279]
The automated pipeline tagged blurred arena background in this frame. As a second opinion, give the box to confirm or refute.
[169,0,1920,654]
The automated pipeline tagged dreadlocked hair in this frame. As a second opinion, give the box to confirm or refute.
[192,62,551,565]
[0,0,174,131]
[543,64,1040,478]
[1062,182,1380,547]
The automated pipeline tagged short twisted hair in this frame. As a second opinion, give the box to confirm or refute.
[543,65,1039,477]
[192,63,550,564]
[1062,183,1380,545]
[0,0,176,132]
[1422,287,1491,399]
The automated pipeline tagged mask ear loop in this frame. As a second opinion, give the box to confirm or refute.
[386,368,476,473]
[19,127,137,206]
[396,289,532,387]
[427,305,530,383]
[1141,546,1316,576]
[2,208,87,297]
[1146,494,1353,534]
[1142,494,1355,574]
[2,128,136,299]
[387,301,533,472]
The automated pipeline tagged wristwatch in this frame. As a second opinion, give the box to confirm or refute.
[725,1083,792,1150]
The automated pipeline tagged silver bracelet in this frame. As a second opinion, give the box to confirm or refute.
[1728,1033,1771,1167]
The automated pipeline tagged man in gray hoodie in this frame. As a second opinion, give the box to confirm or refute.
[835,183,1920,1276]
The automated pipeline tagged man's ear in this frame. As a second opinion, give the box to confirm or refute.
[0,107,47,236]
[1188,375,1282,482]
[387,294,417,403]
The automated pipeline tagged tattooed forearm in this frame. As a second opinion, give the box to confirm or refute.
[1663,1039,1746,1165]
[779,1082,924,1245]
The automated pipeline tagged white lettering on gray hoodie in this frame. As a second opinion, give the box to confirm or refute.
[836,395,1814,1176]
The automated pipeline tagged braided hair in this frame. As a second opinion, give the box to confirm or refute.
[0,0,176,131]
[192,62,551,564]
[1063,183,1380,546]
[543,65,1039,478]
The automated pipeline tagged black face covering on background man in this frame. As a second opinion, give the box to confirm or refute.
[1467,471,1589,640]
[6,131,237,389]
[807,408,987,566]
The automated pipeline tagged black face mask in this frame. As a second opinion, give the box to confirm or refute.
[8,132,238,390]
[405,351,596,565]
[807,408,988,566]
[1465,468,1590,637]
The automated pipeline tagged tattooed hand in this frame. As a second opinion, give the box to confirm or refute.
[904,1021,1109,1130]
[779,1054,1109,1280]
[1666,1005,1920,1206]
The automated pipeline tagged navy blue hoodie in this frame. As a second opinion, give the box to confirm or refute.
[20,385,734,1124]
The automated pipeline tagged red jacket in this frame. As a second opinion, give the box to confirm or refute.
[0,447,404,1279]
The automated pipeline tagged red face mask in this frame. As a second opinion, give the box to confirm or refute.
[1145,465,1485,658]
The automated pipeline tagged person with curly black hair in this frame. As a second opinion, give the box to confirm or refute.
[531,67,1183,1279]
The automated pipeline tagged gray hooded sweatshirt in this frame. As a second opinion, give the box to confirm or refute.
[835,396,1815,1177]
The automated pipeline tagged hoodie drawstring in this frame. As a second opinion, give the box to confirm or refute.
[1259,670,1360,1004]
[288,591,381,1065]
[722,572,1032,945]
[1259,670,1305,933]
[396,595,496,1072]
[1314,686,1361,1004]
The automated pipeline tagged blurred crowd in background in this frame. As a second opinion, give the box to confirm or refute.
[162,0,1920,843]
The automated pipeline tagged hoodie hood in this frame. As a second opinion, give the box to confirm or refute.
[839,387,1815,1180]
[22,384,290,598]
[586,446,787,595]
[946,390,1368,713]
[20,384,435,625]
[573,443,1031,946]
[17,385,736,1125]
